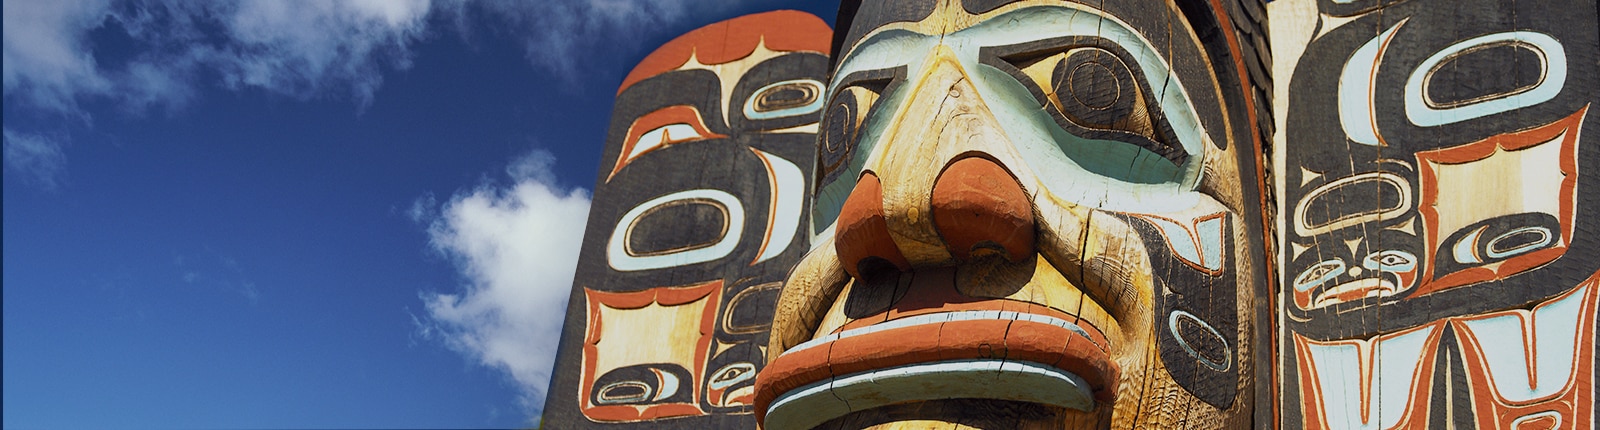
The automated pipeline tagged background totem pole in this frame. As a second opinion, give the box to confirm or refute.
[540,10,832,428]
[1270,0,1599,428]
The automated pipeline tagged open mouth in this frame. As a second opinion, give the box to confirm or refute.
[755,261,1120,430]
[1298,278,1404,310]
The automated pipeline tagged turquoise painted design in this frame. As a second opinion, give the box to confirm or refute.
[1404,31,1566,127]
[1338,20,1407,146]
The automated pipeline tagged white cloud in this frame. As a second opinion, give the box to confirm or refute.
[2,0,113,113]
[458,0,720,85]
[4,0,737,114]
[3,0,736,191]
[3,0,433,113]
[416,149,591,418]
[3,129,68,190]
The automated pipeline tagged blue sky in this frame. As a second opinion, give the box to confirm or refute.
[3,0,837,427]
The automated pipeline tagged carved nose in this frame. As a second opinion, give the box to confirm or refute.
[931,157,1035,262]
[834,172,911,279]
[834,158,1035,278]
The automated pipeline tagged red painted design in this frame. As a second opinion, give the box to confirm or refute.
[1453,271,1599,430]
[1412,106,1587,295]
[616,10,832,95]
[1293,322,1444,430]
[579,281,722,422]
[609,105,725,181]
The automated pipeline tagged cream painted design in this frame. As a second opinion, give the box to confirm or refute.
[629,124,704,161]
[708,362,756,390]
[678,39,796,121]
[1510,411,1563,429]
[1424,130,1569,246]
[589,295,715,394]
[743,79,826,120]
[1293,172,1413,237]
[749,149,806,265]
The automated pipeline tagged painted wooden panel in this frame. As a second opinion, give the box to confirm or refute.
[1269,0,1599,427]
[539,10,831,428]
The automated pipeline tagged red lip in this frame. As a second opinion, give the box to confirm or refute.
[754,299,1118,424]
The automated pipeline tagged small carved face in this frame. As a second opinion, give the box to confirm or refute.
[756,1,1268,428]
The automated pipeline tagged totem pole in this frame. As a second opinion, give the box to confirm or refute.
[540,10,832,428]
[1271,0,1600,427]
[755,0,1275,428]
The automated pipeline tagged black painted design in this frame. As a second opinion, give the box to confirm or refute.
[541,25,827,428]
[1280,0,1600,339]
[1119,213,1241,409]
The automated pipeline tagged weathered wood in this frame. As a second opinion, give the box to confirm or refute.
[539,10,832,429]
[1269,0,1600,427]
[760,0,1273,429]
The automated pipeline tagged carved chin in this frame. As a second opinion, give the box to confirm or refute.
[755,257,1124,430]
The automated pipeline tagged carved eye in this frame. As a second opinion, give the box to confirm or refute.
[1293,259,1346,292]
[1362,250,1417,273]
[745,79,824,120]
[983,39,1189,170]
[818,85,879,189]
[809,67,905,235]
[1026,49,1145,132]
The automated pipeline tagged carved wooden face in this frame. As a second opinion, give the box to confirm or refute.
[757,1,1269,428]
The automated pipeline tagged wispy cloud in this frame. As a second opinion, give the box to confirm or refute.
[3,0,733,191]
[173,250,262,304]
[414,148,591,420]
[2,0,113,114]
[3,0,432,113]
[452,0,723,86]
[4,0,733,114]
[3,129,69,190]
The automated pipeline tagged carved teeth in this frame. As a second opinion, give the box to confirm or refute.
[1309,278,1400,309]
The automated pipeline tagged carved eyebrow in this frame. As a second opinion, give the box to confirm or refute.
[977,36,1190,166]
[829,29,936,97]
[833,67,907,96]
[953,5,1210,161]
[609,105,726,181]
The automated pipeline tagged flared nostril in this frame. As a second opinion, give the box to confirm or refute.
[834,172,912,279]
[931,157,1036,262]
